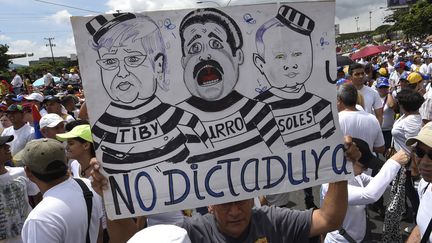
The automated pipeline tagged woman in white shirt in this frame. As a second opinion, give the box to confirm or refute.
[391,89,424,220]
[321,138,409,243]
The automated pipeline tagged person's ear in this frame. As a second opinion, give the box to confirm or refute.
[207,205,214,214]
[24,166,34,180]
[236,49,244,65]
[253,53,265,74]
[154,54,165,83]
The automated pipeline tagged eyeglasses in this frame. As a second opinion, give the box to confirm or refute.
[96,55,147,71]
[414,147,432,159]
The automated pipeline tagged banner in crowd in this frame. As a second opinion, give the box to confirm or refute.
[71,0,351,220]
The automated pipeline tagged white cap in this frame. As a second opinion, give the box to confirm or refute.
[127,225,191,243]
[40,113,65,129]
[25,93,44,102]
[399,49,406,54]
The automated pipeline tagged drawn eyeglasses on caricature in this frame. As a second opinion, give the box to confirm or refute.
[96,55,147,71]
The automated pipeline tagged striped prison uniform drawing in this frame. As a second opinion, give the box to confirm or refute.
[177,91,284,163]
[255,87,335,147]
[92,95,212,173]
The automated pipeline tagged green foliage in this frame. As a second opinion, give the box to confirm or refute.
[385,0,432,38]
[0,44,11,73]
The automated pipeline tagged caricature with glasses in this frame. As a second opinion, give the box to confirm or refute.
[86,13,212,173]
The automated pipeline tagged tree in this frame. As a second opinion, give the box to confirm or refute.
[385,0,432,38]
[0,44,11,73]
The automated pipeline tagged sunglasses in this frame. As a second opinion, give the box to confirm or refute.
[414,147,432,159]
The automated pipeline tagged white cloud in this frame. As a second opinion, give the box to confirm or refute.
[47,10,72,25]
[0,35,11,41]
[106,0,200,12]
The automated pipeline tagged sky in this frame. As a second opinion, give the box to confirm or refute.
[1,0,389,66]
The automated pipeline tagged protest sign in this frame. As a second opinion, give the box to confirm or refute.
[71,0,351,220]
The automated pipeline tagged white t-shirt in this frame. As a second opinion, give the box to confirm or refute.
[338,110,385,152]
[1,124,35,156]
[11,75,23,88]
[416,180,432,243]
[419,63,428,75]
[146,211,185,227]
[381,95,396,131]
[427,63,432,76]
[358,86,383,115]
[0,167,39,243]
[69,160,81,178]
[389,71,401,87]
[21,178,103,243]
[43,73,53,87]
[322,159,401,243]
[391,114,422,154]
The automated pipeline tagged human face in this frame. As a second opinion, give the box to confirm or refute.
[182,22,243,101]
[208,199,253,238]
[65,138,88,160]
[42,122,65,139]
[350,68,365,86]
[261,26,312,88]
[0,116,12,128]
[6,112,24,126]
[97,38,156,104]
[414,143,432,182]
[377,86,389,97]
[45,101,62,114]
[0,143,11,163]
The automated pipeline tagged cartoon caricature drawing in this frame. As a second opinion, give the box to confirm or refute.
[253,5,336,147]
[85,13,211,173]
[176,8,284,163]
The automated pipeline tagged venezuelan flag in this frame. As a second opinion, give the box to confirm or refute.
[31,105,43,139]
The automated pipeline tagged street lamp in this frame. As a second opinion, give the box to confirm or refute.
[196,0,232,7]
[355,17,359,32]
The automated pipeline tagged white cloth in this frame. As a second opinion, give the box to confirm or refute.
[1,124,35,156]
[358,86,383,115]
[321,159,401,243]
[381,95,396,131]
[389,71,401,87]
[391,114,422,155]
[416,179,432,243]
[147,211,185,227]
[0,167,39,243]
[128,225,191,243]
[43,73,53,87]
[11,75,23,88]
[338,110,385,152]
[427,63,432,76]
[21,178,103,243]
[69,160,80,178]
[420,64,428,75]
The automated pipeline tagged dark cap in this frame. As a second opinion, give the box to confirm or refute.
[0,135,13,146]
[21,138,67,175]
[85,13,136,44]
[44,95,61,103]
[276,5,315,36]
[352,138,384,170]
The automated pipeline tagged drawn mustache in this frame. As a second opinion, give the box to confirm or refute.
[193,59,224,79]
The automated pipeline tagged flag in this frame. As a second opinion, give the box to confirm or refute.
[31,105,43,139]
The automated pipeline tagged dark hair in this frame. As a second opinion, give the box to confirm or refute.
[396,89,424,112]
[179,8,243,57]
[337,83,358,107]
[30,160,68,182]
[348,63,364,75]
[65,120,89,132]
[69,137,96,157]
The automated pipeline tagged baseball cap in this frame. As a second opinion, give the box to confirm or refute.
[407,72,423,84]
[127,225,191,243]
[378,67,388,76]
[44,95,60,103]
[56,124,93,143]
[394,62,406,69]
[406,122,432,148]
[376,77,390,88]
[25,93,44,102]
[400,72,410,81]
[336,78,350,86]
[40,113,65,129]
[6,104,24,112]
[12,95,24,102]
[0,135,13,146]
[352,138,384,170]
[21,138,67,175]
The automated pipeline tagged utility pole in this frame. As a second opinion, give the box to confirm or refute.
[45,37,56,64]
[355,17,359,32]
[369,11,372,31]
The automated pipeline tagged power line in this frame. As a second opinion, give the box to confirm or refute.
[34,0,102,14]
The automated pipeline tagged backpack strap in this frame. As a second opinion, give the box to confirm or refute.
[74,178,93,243]
[339,228,356,243]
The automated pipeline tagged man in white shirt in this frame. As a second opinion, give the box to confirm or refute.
[1,104,34,156]
[389,61,406,88]
[10,69,23,95]
[337,83,385,154]
[44,95,75,123]
[348,63,383,125]
[406,122,432,243]
[0,135,40,243]
[42,69,54,89]
[21,138,103,243]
